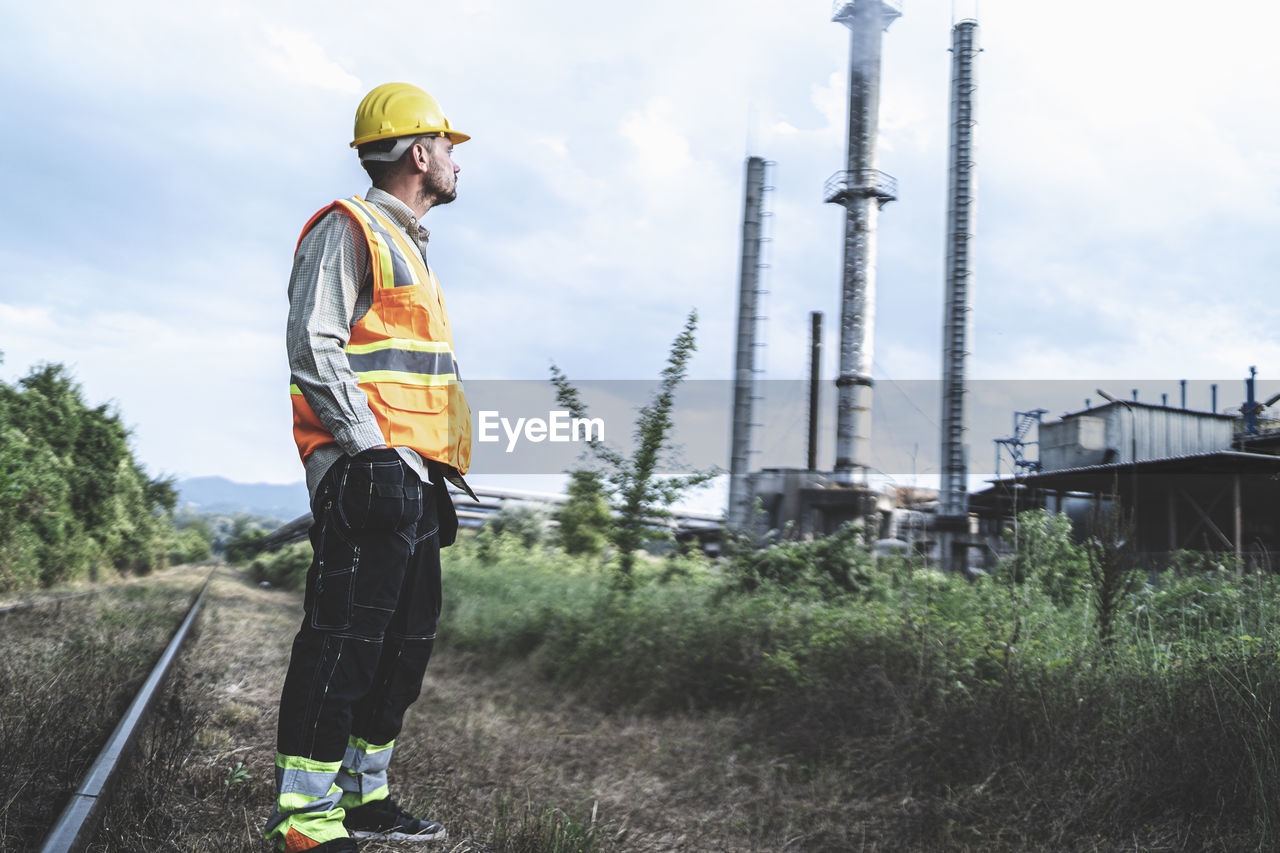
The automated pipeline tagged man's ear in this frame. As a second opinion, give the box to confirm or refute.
[412,141,432,173]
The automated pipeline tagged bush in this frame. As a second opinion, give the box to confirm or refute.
[998,508,1088,606]
[0,524,42,593]
[554,469,612,557]
[724,522,878,599]
[247,541,311,590]
[225,527,267,565]
[169,526,213,565]
[473,504,551,563]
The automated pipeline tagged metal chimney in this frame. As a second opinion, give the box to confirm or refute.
[727,156,769,528]
[808,311,823,471]
[937,15,979,572]
[825,0,901,485]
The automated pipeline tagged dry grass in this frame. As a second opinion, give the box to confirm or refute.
[88,568,908,852]
[0,569,207,850]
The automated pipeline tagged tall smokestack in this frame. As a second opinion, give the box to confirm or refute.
[728,156,768,528]
[825,0,901,485]
[938,14,979,572]
[808,311,823,471]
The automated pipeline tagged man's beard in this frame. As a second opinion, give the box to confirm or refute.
[418,167,456,207]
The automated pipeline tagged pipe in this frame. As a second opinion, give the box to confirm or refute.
[808,311,823,471]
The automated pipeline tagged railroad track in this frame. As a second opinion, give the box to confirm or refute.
[0,569,213,852]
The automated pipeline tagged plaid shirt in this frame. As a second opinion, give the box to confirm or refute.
[286,187,435,499]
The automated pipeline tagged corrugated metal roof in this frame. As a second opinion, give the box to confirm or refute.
[1058,400,1238,421]
[993,449,1280,489]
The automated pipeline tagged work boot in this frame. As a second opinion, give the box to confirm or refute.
[343,797,446,842]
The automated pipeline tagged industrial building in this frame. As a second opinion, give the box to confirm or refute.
[971,374,1280,570]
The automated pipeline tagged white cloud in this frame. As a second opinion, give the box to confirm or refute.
[619,97,698,174]
[259,25,362,95]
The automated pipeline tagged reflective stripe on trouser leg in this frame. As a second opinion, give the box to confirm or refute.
[337,736,394,809]
[264,754,348,851]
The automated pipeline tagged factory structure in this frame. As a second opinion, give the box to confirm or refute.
[728,0,903,536]
[969,374,1280,569]
[725,2,1280,571]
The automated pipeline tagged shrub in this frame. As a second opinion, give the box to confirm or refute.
[169,526,213,565]
[247,541,311,589]
[482,503,550,549]
[724,522,877,599]
[224,527,267,565]
[998,508,1088,606]
[554,469,612,557]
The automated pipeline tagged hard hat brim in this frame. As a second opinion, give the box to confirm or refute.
[349,129,470,149]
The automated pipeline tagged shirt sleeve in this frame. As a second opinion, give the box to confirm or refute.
[286,209,388,455]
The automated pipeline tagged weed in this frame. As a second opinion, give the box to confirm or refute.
[223,761,252,790]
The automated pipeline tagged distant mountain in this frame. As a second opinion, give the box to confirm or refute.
[177,476,309,522]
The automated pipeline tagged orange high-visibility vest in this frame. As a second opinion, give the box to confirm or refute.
[289,195,472,474]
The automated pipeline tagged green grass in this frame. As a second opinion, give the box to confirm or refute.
[430,525,1280,850]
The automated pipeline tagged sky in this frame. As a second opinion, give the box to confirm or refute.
[2,0,1279,500]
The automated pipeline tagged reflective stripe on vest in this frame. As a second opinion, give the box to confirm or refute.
[345,338,460,383]
[341,195,420,289]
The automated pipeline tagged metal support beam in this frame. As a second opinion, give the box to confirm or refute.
[1178,488,1233,551]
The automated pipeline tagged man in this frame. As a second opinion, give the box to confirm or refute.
[268,82,473,853]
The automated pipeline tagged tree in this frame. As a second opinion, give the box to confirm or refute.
[0,362,177,588]
[550,309,718,584]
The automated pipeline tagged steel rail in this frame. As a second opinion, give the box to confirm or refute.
[38,571,214,853]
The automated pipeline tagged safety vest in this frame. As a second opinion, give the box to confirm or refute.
[289,195,472,474]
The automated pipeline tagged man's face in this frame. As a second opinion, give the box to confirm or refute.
[420,136,459,206]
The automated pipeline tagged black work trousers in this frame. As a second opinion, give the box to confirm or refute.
[277,448,443,762]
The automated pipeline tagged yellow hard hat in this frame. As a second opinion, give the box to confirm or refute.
[350,82,470,149]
